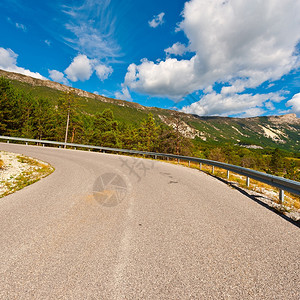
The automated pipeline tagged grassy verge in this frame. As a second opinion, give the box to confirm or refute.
[0,154,54,198]
[160,158,300,215]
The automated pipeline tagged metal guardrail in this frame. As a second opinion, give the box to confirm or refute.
[1,135,299,202]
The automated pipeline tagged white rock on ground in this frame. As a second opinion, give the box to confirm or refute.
[0,151,52,196]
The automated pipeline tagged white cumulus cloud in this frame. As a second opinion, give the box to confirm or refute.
[182,92,285,117]
[164,42,189,57]
[115,84,132,101]
[95,64,113,81]
[286,93,300,117]
[64,54,93,82]
[0,48,17,69]
[64,54,113,82]
[48,69,68,85]
[123,0,300,115]
[124,57,198,100]
[148,12,165,28]
[0,47,45,79]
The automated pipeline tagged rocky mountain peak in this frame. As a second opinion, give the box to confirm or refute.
[269,113,299,124]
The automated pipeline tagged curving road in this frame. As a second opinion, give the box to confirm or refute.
[0,143,299,299]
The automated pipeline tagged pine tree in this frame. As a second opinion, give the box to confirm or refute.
[138,113,160,152]
[19,92,35,138]
[92,109,119,147]
[270,148,283,174]
[56,91,78,143]
[119,124,139,150]
[0,77,20,135]
[33,97,56,140]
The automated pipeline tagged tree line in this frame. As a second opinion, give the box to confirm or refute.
[0,77,299,181]
[0,77,192,154]
[195,143,300,181]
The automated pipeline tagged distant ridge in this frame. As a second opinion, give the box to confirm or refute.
[0,69,145,110]
[1,68,299,151]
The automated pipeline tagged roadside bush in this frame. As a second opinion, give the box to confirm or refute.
[208,147,227,163]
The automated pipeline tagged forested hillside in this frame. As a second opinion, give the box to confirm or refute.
[0,77,192,154]
[1,69,299,153]
[0,75,299,181]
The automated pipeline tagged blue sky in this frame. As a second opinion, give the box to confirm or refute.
[0,0,299,117]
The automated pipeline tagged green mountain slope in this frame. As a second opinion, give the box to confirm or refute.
[1,69,299,152]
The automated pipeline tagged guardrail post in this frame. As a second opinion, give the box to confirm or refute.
[279,189,284,204]
[227,170,230,179]
[212,166,214,174]
[178,159,180,164]
[188,161,190,167]
[246,177,250,187]
[155,155,157,159]
[167,157,169,161]
[7,140,9,143]
[200,163,202,170]
[42,144,44,147]
[25,142,28,145]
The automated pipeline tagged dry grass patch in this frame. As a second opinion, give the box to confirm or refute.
[0,152,54,198]
[159,157,300,217]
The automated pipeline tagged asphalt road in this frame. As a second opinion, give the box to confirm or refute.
[0,143,299,299]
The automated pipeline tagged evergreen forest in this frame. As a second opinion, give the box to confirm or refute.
[0,77,299,181]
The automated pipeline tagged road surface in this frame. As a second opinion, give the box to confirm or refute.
[0,143,299,299]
